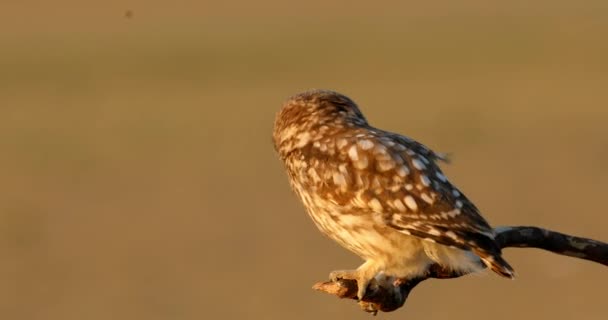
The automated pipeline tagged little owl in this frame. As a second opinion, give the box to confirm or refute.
[273,90,514,300]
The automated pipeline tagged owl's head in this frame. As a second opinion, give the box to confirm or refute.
[273,90,368,158]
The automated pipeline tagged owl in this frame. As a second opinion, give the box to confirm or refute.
[272,90,514,300]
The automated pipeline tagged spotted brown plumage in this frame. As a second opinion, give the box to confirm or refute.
[273,90,515,300]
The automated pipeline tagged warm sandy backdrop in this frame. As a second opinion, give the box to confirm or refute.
[1,1,607,319]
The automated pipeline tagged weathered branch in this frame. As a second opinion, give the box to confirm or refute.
[312,226,608,315]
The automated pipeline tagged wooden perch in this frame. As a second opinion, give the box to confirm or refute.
[312,226,608,315]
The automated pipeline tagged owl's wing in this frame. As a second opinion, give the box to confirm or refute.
[333,132,514,278]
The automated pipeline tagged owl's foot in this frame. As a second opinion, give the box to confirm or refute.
[329,269,375,301]
[329,269,358,282]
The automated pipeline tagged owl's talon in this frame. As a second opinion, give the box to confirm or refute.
[329,269,358,282]
[328,269,371,300]
[358,301,379,315]
[356,283,368,301]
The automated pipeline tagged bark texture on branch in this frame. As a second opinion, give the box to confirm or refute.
[312,226,607,315]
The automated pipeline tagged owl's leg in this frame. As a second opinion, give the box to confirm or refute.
[329,260,380,300]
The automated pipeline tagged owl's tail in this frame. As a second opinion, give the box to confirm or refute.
[477,252,516,279]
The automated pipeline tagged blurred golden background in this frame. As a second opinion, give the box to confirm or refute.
[1,1,607,319]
